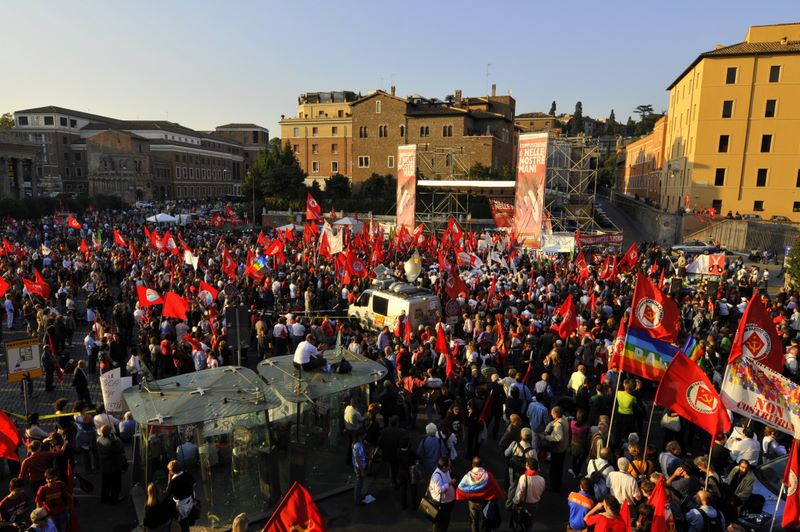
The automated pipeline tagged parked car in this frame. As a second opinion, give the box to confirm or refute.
[740,455,786,531]
[770,215,792,223]
[741,213,763,220]
[670,240,719,254]
[135,201,154,209]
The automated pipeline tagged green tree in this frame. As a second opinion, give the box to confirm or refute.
[634,104,654,122]
[324,173,351,200]
[787,239,800,291]
[358,173,396,214]
[597,152,618,189]
[605,109,616,135]
[569,101,584,136]
[548,101,557,116]
[625,116,636,137]
[467,163,513,181]
[242,140,307,209]
[0,113,13,130]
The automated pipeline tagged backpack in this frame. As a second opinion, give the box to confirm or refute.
[588,461,611,498]
[509,442,534,475]
[697,508,724,532]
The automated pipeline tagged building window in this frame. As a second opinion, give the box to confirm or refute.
[75,153,81,161]
[332,126,338,136]
[311,161,319,173]
[59,117,67,126]
[359,126,368,138]
[387,155,395,168]
[442,125,453,137]
[331,144,338,154]
[769,65,781,83]
[378,125,388,138]
[338,110,344,118]
[331,161,339,173]
[718,135,729,153]
[357,156,370,168]
[756,168,768,187]
[183,168,188,178]
[293,127,299,138]
[189,168,194,178]
[419,125,430,137]
[17,116,28,126]
[76,168,82,177]
[753,200,764,212]
[64,152,69,161]
[62,136,67,145]
[714,168,725,186]
[44,116,54,125]
[312,144,318,154]
[712,199,722,213]
[312,127,318,137]
[400,125,405,137]
[797,169,800,188]
[765,99,776,118]
[375,101,382,114]
[722,100,733,118]
[760,134,772,152]
[725,67,737,84]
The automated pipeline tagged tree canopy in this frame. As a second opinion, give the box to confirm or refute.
[0,113,14,130]
[569,101,584,136]
[242,138,307,209]
[324,173,351,200]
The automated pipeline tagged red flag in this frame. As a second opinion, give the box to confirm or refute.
[346,248,368,278]
[654,352,731,438]
[80,239,89,256]
[306,193,322,221]
[629,271,680,343]
[66,216,81,229]
[318,232,331,259]
[412,224,427,247]
[0,410,20,462]
[257,230,267,247]
[444,272,467,299]
[263,481,324,532]
[264,239,284,257]
[783,439,800,529]
[488,274,497,301]
[113,229,127,247]
[618,242,639,272]
[446,218,464,247]
[435,323,449,356]
[162,231,179,255]
[198,281,219,306]
[609,320,626,368]
[552,294,577,340]
[728,292,784,373]
[648,477,668,532]
[0,277,8,297]
[162,292,188,320]
[23,269,51,299]
[221,248,237,279]
[621,500,632,531]
[128,240,138,261]
[136,286,163,307]
[404,318,412,345]
[495,314,507,359]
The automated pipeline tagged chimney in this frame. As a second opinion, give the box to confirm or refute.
[454,89,462,104]
[714,44,724,50]
[390,85,396,96]
[491,84,496,97]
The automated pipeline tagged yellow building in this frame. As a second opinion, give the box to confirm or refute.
[279,91,358,185]
[662,23,800,220]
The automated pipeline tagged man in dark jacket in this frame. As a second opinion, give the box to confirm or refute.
[109,332,128,377]
[72,360,93,407]
[96,424,126,504]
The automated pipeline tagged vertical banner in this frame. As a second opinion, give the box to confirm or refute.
[513,133,548,248]
[396,144,417,232]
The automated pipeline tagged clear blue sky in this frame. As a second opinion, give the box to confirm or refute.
[5,1,798,134]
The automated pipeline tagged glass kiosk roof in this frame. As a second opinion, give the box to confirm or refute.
[123,366,281,426]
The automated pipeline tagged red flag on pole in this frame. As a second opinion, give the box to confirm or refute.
[0,277,8,298]
[653,352,731,438]
[113,229,127,247]
[617,242,639,272]
[728,292,784,373]
[263,481,324,532]
[306,193,322,221]
[66,216,81,229]
[551,294,577,340]
[648,477,669,532]
[435,323,448,356]
[162,292,188,320]
[782,438,800,529]
[136,286,164,307]
[0,410,21,462]
[478,390,494,425]
[629,271,680,343]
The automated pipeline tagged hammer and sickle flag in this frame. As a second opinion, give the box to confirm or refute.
[263,482,324,532]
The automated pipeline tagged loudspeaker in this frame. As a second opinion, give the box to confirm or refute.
[225,306,250,349]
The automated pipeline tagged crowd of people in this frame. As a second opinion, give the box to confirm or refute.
[0,200,795,531]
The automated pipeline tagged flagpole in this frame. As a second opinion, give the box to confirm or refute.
[769,482,784,532]
[606,371,623,449]
[704,431,714,491]
[641,399,658,468]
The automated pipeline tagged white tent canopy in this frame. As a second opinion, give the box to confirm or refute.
[276,223,304,232]
[333,217,363,232]
[146,213,177,223]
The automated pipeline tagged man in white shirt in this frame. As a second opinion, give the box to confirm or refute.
[4,296,14,330]
[607,457,642,506]
[567,364,587,396]
[292,334,326,371]
[93,405,120,434]
[586,447,613,500]
[428,458,457,530]
[728,427,760,465]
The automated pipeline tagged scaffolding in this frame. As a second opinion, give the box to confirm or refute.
[545,136,616,233]
[415,180,515,234]
[415,144,471,180]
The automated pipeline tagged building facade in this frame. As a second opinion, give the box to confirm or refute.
[0,133,42,198]
[661,23,800,219]
[349,87,517,183]
[279,91,357,185]
[11,106,267,201]
[621,116,667,203]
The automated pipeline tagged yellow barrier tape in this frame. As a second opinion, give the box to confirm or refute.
[4,410,96,421]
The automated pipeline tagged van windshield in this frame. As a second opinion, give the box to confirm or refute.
[372,295,389,316]
[356,293,370,307]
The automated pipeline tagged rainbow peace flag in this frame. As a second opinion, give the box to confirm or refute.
[682,335,704,362]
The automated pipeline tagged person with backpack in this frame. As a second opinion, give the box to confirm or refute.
[684,489,725,532]
[586,447,613,501]
[504,428,535,492]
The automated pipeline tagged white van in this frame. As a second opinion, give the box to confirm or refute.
[348,281,441,332]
